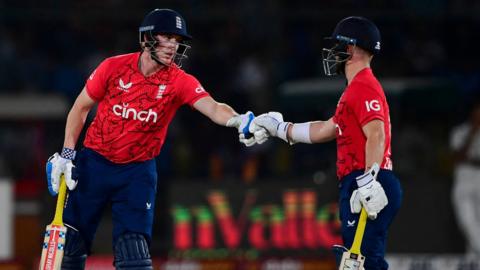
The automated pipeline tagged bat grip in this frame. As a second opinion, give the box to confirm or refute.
[52,175,67,226]
[350,208,367,254]
[242,113,254,139]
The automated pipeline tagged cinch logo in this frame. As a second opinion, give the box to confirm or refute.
[195,85,205,94]
[113,103,158,123]
[89,69,97,80]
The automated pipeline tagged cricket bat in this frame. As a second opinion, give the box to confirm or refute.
[338,207,368,270]
[39,175,68,270]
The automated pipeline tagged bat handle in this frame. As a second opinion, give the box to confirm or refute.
[350,208,368,254]
[52,175,67,226]
[242,113,254,139]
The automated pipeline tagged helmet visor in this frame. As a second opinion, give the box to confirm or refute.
[139,31,191,67]
[322,38,353,76]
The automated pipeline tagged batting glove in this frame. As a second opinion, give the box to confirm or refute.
[252,112,290,143]
[227,111,258,147]
[46,148,78,196]
[350,163,388,220]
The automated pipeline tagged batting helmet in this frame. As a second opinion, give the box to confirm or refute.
[322,16,381,76]
[330,16,380,55]
[139,9,192,66]
[139,9,192,41]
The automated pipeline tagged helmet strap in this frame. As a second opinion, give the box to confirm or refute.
[147,31,170,66]
[149,50,164,66]
[337,61,346,75]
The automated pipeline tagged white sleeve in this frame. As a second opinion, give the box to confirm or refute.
[450,124,468,151]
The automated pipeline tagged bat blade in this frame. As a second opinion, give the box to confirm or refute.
[39,224,67,270]
[339,251,365,270]
[338,208,368,270]
[39,175,68,270]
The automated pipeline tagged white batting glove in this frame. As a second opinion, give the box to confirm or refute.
[248,120,269,145]
[349,163,388,220]
[349,190,362,214]
[46,149,78,196]
[252,112,290,143]
[227,111,256,147]
[238,131,268,146]
[235,118,270,146]
[238,133,256,147]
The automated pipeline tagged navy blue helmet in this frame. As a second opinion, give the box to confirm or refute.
[139,9,192,41]
[139,9,192,66]
[322,16,381,76]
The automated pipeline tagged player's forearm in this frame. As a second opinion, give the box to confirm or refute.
[309,120,337,143]
[193,97,238,126]
[288,118,336,144]
[364,130,385,170]
[63,104,91,149]
[211,102,238,126]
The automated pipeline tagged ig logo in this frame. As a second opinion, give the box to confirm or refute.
[365,100,381,112]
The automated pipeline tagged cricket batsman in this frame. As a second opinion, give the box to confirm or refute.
[250,16,403,269]
[45,8,263,269]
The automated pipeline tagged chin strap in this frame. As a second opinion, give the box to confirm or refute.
[138,50,169,73]
[149,52,166,66]
[337,60,346,75]
[139,46,168,67]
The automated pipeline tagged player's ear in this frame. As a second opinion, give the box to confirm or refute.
[347,44,355,54]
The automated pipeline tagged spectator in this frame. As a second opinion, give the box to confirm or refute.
[450,100,480,258]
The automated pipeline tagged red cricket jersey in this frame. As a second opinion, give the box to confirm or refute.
[83,52,210,163]
[333,68,393,179]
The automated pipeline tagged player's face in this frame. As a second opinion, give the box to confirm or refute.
[152,34,182,65]
[322,42,351,76]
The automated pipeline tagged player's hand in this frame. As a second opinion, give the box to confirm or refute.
[350,163,388,220]
[252,112,290,143]
[349,190,362,215]
[227,111,258,147]
[247,118,269,145]
[238,129,268,146]
[46,149,78,196]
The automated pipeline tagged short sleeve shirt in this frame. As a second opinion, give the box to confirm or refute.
[83,52,210,163]
[333,68,393,179]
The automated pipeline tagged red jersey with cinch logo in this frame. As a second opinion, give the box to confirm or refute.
[83,52,210,163]
[333,68,393,179]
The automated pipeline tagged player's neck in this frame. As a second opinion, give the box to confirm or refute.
[345,60,370,85]
[139,51,167,76]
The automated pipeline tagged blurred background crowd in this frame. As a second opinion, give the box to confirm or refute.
[1,0,480,269]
